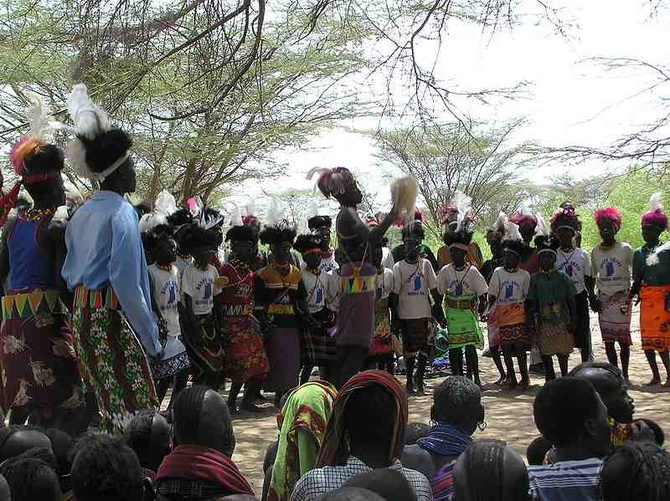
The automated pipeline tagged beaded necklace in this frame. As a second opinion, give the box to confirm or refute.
[22,208,55,222]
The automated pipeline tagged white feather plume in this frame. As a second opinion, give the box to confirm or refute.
[646,241,670,266]
[266,197,283,226]
[506,221,523,242]
[452,191,473,232]
[139,213,167,233]
[493,211,508,232]
[25,93,53,140]
[245,197,256,218]
[154,190,176,217]
[649,193,664,212]
[67,84,109,140]
[535,213,550,237]
[229,205,243,227]
[519,200,533,217]
[51,205,70,224]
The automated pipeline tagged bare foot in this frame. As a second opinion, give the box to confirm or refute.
[645,378,661,387]
[494,375,507,386]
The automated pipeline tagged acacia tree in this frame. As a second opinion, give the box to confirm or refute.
[376,120,531,238]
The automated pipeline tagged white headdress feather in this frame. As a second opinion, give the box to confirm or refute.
[154,190,176,217]
[535,213,550,237]
[505,221,523,242]
[452,191,473,232]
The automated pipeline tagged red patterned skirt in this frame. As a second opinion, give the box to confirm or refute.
[223,314,269,384]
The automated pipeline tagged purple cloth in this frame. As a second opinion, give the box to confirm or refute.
[265,326,301,393]
[335,262,376,348]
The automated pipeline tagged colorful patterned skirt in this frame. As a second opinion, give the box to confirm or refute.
[223,314,269,384]
[400,318,431,357]
[151,335,190,380]
[0,290,83,414]
[301,308,338,367]
[369,300,393,358]
[265,326,301,393]
[598,290,632,346]
[72,286,157,435]
[178,305,225,376]
[335,262,376,348]
[640,284,670,352]
[445,295,484,350]
[495,302,532,348]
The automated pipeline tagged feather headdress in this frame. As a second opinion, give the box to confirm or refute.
[535,213,550,237]
[139,190,177,233]
[307,166,356,199]
[509,201,538,230]
[502,221,525,255]
[550,203,581,232]
[390,176,418,223]
[440,191,475,232]
[641,193,668,230]
[594,207,622,231]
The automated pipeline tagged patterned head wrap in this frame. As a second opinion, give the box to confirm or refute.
[316,370,408,467]
[641,193,668,230]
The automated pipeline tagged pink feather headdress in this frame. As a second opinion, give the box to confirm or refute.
[306,166,355,198]
[594,207,622,230]
[641,193,668,230]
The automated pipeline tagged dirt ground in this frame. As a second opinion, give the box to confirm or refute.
[215,309,670,493]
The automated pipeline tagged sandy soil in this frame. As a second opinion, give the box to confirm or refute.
[210,309,670,493]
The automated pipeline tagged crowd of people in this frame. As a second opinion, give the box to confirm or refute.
[0,84,667,499]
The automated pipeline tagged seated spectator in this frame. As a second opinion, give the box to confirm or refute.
[452,439,529,501]
[155,386,255,500]
[0,425,52,461]
[404,422,430,445]
[262,441,279,501]
[569,362,635,445]
[403,376,484,500]
[268,381,337,501]
[529,377,612,501]
[124,409,172,480]
[0,456,61,501]
[291,370,431,501]
[345,468,418,501]
[526,436,552,466]
[318,486,386,501]
[71,433,145,501]
[599,441,670,501]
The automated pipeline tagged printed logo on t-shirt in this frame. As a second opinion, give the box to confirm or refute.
[315,287,323,304]
[203,281,212,300]
[236,283,252,298]
[455,282,463,295]
[601,257,623,280]
[160,280,178,311]
[409,274,426,295]
[504,283,514,299]
[564,263,573,277]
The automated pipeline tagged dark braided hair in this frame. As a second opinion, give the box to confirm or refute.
[123,409,159,468]
[172,385,210,445]
[600,441,670,501]
[454,439,529,501]
[0,456,60,501]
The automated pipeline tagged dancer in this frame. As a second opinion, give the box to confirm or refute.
[437,231,488,387]
[488,222,531,390]
[436,193,483,270]
[510,206,540,275]
[254,220,310,405]
[392,220,444,394]
[144,224,190,409]
[0,104,82,433]
[481,215,507,384]
[589,207,633,382]
[294,233,339,384]
[178,223,225,390]
[62,84,161,434]
[167,209,194,275]
[307,215,339,272]
[367,239,395,375]
[391,211,439,270]
[308,167,398,387]
[630,194,670,386]
[527,240,576,381]
[551,204,593,362]
[217,222,269,413]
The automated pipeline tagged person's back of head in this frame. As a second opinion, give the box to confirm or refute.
[453,439,529,501]
[0,425,52,462]
[404,422,430,446]
[569,362,634,424]
[0,456,60,501]
[639,419,665,446]
[45,428,74,476]
[173,385,235,456]
[345,468,417,501]
[599,441,670,501]
[71,433,144,501]
[123,409,171,472]
[533,377,611,458]
[318,486,386,501]
[526,437,552,466]
[432,377,483,435]
[343,385,398,458]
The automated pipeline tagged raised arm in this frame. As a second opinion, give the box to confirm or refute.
[339,206,397,245]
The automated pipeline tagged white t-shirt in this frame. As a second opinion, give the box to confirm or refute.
[392,259,437,319]
[381,247,395,270]
[320,254,339,273]
[375,268,394,301]
[148,264,181,338]
[591,242,633,295]
[556,248,591,294]
[488,267,530,304]
[302,270,339,313]
[181,264,221,315]
[437,264,488,297]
